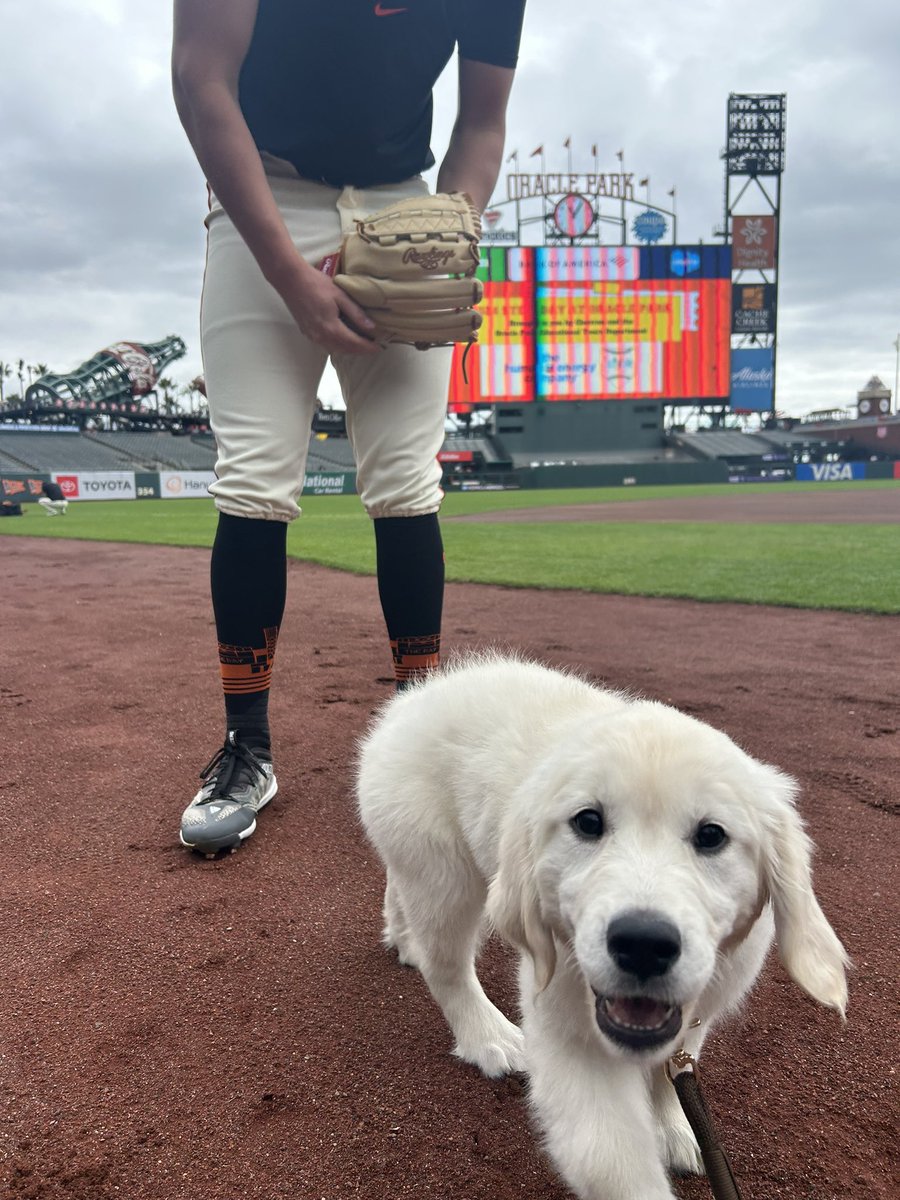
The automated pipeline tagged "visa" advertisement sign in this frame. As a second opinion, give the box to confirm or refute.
[795,462,867,482]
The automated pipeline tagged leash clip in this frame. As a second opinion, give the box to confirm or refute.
[666,1047,698,1083]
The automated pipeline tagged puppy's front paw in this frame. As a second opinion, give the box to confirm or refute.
[659,1108,704,1177]
[452,1013,526,1078]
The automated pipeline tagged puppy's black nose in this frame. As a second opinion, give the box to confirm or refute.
[607,912,682,980]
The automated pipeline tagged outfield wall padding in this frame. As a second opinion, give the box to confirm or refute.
[515,461,732,489]
[0,469,358,501]
[2,460,897,504]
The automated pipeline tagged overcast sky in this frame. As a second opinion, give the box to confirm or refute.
[2,0,898,418]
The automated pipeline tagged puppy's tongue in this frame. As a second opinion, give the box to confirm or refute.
[605,996,672,1030]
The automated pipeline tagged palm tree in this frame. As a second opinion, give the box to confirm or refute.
[182,376,208,418]
[0,362,12,406]
[16,358,26,397]
[158,376,176,417]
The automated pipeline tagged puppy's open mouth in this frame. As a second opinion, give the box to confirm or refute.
[594,993,683,1051]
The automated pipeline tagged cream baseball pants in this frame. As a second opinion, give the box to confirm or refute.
[201,161,452,522]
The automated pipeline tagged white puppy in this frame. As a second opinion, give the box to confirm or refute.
[356,656,848,1200]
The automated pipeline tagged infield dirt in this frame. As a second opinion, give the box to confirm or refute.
[1,528,897,1200]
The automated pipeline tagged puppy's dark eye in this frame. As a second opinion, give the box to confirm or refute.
[570,809,604,840]
[693,823,728,854]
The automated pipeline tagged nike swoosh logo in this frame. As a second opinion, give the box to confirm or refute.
[374,4,408,14]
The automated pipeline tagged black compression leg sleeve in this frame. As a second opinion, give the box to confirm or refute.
[210,513,288,755]
[373,513,444,686]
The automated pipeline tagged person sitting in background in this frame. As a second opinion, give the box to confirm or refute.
[37,479,68,516]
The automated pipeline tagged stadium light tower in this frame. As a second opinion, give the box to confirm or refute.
[722,94,786,420]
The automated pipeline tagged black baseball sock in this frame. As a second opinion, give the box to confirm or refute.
[373,513,444,687]
[210,513,288,757]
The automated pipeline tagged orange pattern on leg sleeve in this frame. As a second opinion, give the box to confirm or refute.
[218,625,279,695]
[390,633,441,684]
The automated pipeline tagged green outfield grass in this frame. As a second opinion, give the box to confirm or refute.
[2,481,898,613]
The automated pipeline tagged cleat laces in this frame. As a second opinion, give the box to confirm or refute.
[198,735,266,803]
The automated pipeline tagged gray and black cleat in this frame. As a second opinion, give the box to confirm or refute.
[179,731,277,856]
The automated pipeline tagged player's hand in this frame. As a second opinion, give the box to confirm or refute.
[272,259,382,356]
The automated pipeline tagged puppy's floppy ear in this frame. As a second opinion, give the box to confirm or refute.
[487,815,557,992]
[759,766,849,1017]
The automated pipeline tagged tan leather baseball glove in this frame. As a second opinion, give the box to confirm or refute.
[326,192,484,349]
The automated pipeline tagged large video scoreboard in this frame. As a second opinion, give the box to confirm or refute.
[449,245,732,410]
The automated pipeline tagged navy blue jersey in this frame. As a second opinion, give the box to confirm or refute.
[239,0,526,187]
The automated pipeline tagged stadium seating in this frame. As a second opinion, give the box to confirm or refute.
[442,434,511,465]
[0,428,359,476]
[0,432,134,471]
[86,431,217,470]
[0,447,30,471]
[669,430,780,460]
[305,437,357,472]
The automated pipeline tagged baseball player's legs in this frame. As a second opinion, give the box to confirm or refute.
[182,166,453,850]
[38,497,65,515]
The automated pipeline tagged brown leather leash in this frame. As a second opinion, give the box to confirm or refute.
[667,1050,745,1200]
